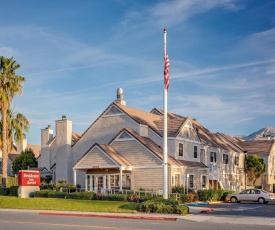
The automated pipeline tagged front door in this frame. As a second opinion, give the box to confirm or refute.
[90,175,103,193]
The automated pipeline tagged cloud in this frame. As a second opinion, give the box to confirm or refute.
[231,27,275,60]
[120,0,242,30]
[151,0,241,26]
[0,46,19,57]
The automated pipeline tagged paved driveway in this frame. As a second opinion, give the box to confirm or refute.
[180,202,275,226]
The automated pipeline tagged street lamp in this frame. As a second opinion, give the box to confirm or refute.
[244,151,247,190]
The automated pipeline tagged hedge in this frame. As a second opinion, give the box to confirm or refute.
[48,191,66,198]
[0,187,10,196]
[137,199,188,214]
[65,192,96,200]
[102,194,128,201]
[197,189,235,201]
[9,186,19,196]
[34,190,51,197]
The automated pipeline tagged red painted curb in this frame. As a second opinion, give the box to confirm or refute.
[197,208,214,214]
[39,212,177,221]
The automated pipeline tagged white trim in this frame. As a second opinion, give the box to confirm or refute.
[172,137,201,144]
[115,138,134,142]
[134,165,163,169]
[102,113,124,118]
[74,165,120,170]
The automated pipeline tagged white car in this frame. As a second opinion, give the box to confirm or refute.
[226,189,275,204]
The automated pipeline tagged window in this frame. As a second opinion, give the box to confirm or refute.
[223,154,229,164]
[179,143,183,157]
[234,156,239,166]
[189,175,194,188]
[194,146,198,158]
[202,175,206,188]
[210,152,217,163]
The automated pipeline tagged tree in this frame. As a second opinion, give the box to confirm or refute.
[0,56,25,187]
[7,109,29,151]
[245,154,265,187]
[12,148,38,175]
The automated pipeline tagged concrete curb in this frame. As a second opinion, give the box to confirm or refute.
[39,212,178,221]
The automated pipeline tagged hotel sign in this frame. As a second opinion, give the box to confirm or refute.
[18,170,41,186]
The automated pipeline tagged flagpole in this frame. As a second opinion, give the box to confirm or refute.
[163,28,168,199]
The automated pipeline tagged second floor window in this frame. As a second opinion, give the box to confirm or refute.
[194,146,198,158]
[210,152,217,163]
[179,143,183,157]
[223,154,229,164]
[234,156,239,166]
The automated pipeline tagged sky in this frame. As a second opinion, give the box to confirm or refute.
[0,0,275,145]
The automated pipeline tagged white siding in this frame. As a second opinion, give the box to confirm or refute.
[111,140,162,166]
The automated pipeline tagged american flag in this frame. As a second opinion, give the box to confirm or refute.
[164,55,170,90]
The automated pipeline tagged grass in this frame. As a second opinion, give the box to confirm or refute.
[0,196,139,213]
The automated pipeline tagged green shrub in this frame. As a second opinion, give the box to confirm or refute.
[172,185,186,194]
[150,197,179,206]
[40,182,54,190]
[9,186,18,196]
[197,189,235,201]
[180,194,188,203]
[34,190,51,197]
[137,199,183,214]
[173,205,189,214]
[0,187,10,196]
[66,192,96,200]
[139,195,153,203]
[48,191,66,198]
[102,194,128,201]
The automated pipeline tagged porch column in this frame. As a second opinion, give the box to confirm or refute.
[119,167,123,192]
[103,175,106,194]
[73,170,76,186]
[85,175,87,191]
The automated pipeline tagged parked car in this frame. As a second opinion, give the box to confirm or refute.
[226,189,275,204]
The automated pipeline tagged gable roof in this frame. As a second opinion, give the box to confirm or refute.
[111,128,182,166]
[73,143,131,169]
[8,144,41,161]
[237,140,275,156]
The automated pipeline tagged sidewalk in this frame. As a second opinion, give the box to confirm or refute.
[0,206,213,222]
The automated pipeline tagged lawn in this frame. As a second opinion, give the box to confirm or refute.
[0,196,138,213]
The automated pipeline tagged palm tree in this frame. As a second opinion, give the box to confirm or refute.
[0,56,25,187]
[0,109,30,152]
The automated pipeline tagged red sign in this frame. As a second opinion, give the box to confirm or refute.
[18,170,41,186]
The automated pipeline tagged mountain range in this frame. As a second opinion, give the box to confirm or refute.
[240,127,275,141]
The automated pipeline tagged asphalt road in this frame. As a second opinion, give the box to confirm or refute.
[0,203,275,230]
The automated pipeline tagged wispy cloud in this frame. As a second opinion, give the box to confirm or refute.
[120,0,242,31]
[151,0,242,26]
